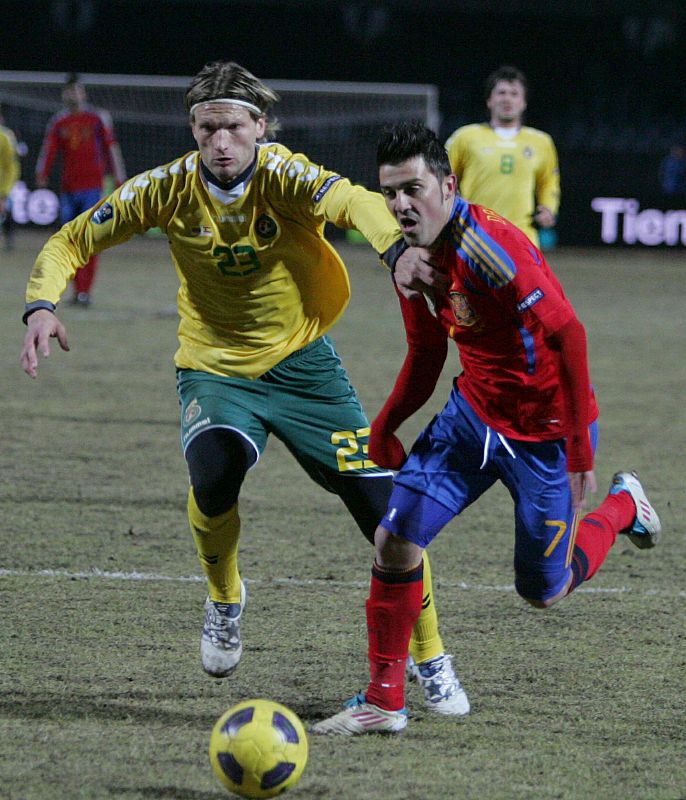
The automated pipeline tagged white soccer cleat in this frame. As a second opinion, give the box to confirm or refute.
[610,471,662,549]
[201,580,246,678]
[407,653,470,716]
[311,694,408,736]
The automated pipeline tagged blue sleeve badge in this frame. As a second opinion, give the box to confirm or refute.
[313,175,342,203]
[516,287,544,313]
[92,202,114,225]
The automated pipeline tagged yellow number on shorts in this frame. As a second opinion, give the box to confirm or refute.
[543,520,567,558]
[331,427,375,472]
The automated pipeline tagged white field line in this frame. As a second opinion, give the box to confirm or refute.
[0,567,682,598]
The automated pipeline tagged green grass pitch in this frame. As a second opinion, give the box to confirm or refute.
[1,230,684,799]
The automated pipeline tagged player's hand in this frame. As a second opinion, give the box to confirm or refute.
[20,310,70,378]
[393,247,449,300]
[568,470,597,514]
[533,205,556,229]
[369,426,407,471]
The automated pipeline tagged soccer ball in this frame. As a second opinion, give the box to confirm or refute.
[209,699,309,798]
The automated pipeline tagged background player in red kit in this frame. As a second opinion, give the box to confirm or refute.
[313,121,662,736]
[36,74,126,305]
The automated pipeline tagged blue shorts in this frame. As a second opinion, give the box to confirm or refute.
[60,188,102,224]
[381,386,599,602]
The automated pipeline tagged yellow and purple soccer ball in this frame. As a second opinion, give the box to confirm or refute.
[209,699,308,798]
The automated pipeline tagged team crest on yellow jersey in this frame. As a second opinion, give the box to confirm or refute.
[255,214,278,239]
[449,291,479,328]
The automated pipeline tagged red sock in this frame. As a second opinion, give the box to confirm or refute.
[74,255,99,294]
[365,560,423,711]
[569,490,635,590]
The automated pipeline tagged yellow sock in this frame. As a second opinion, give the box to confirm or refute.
[187,488,241,604]
[409,550,445,664]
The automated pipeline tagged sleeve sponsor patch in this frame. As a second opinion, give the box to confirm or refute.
[91,202,114,225]
[313,175,342,202]
[516,287,544,313]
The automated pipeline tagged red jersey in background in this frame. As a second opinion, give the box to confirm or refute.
[36,106,118,193]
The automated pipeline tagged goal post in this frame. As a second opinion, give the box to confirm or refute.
[0,70,440,193]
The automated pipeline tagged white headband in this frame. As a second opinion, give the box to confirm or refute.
[189,98,264,117]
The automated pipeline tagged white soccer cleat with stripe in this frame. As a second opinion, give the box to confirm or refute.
[201,580,246,677]
[311,694,407,736]
[406,653,470,716]
[610,471,662,549]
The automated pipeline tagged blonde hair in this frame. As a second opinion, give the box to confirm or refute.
[185,61,280,135]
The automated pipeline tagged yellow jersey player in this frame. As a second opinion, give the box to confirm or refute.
[0,109,21,250]
[20,60,468,716]
[445,65,560,248]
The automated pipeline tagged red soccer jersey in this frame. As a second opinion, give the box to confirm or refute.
[425,197,598,441]
[36,106,117,193]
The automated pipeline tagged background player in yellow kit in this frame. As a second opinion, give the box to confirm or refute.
[19,60,468,716]
[0,107,21,251]
[445,65,559,248]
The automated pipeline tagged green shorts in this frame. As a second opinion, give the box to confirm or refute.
[176,336,391,488]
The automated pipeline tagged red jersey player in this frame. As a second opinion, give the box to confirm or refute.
[313,121,662,736]
[36,74,126,305]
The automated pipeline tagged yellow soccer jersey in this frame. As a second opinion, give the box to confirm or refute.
[26,144,402,378]
[0,125,20,198]
[445,123,560,246]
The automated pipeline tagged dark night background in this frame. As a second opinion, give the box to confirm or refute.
[3,0,686,244]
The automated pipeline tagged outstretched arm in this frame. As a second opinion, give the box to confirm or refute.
[369,283,448,469]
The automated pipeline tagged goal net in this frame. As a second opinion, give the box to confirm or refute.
[0,70,439,191]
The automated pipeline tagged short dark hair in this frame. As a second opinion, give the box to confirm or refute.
[484,65,528,100]
[376,120,451,179]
